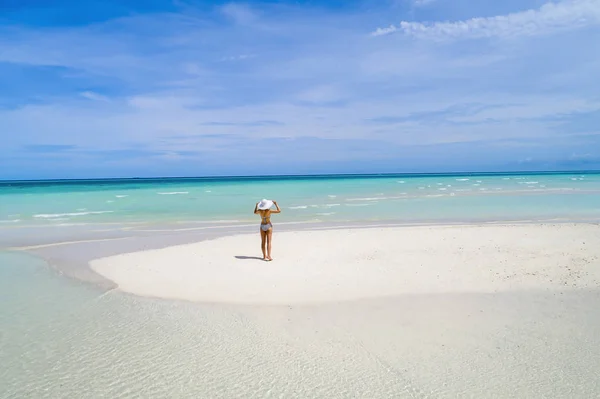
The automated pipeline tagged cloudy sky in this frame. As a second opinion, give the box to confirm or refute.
[1,0,600,179]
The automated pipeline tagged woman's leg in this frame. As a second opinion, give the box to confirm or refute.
[260,229,267,260]
[266,228,273,260]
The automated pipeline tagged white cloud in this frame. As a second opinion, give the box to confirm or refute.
[220,2,258,25]
[219,54,256,61]
[372,0,600,39]
[413,0,437,7]
[80,91,110,102]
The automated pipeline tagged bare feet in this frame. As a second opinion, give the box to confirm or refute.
[267,256,273,261]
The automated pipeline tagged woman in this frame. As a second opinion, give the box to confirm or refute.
[254,199,281,261]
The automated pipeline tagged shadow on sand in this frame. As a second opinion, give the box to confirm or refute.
[234,255,265,261]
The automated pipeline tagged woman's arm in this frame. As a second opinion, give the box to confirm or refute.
[271,200,281,214]
[253,202,259,214]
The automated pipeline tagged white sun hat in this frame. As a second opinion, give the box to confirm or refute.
[257,198,274,210]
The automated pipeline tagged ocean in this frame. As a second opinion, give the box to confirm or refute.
[2,172,599,231]
[1,171,600,398]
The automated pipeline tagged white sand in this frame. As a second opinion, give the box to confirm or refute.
[83,223,600,397]
[90,223,600,304]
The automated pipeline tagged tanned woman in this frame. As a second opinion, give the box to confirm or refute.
[254,199,281,261]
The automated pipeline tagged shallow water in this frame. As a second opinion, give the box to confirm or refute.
[2,173,600,398]
[1,251,599,398]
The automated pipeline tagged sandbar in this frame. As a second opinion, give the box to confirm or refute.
[90,223,600,305]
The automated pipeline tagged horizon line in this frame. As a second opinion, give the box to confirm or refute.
[1,169,599,183]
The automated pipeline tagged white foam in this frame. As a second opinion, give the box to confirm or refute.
[456,178,470,181]
[519,181,539,184]
[325,204,340,207]
[473,184,481,186]
[347,197,385,201]
[289,206,308,210]
[158,192,189,195]
[502,177,510,180]
[0,219,20,223]
[316,212,335,216]
[116,195,129,198]
[106,200,114,203]
[205,190,212,193]
[33,211,114,219]
[397,181,405,183]
[438,188,447,191]
[346,203,372,207]
[328,195,337,198]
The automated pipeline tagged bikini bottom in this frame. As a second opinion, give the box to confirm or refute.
[260,223,272,232]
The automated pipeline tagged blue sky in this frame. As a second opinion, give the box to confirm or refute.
[1,0,600,179]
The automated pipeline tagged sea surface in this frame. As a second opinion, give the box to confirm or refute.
[2,172,599,230]
[1,172,600,398]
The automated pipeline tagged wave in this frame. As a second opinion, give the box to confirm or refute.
[328,194,337,198]
[0,219,20,223]
[397,181,405,183]
[455,178,470,181]
[115,195,129,198]
[33,211,114,219]
[325,203,340,207]
[346,203,373,207]
[157,192,189,195]
[518,181,539,184]
[347,197,386,201]
[316,212,335,216]
[289,206,308,209]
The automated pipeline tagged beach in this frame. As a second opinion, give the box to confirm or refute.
[2,174,600,398]
[90,223,600,304]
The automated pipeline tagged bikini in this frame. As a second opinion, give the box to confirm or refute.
[260,215,272,231]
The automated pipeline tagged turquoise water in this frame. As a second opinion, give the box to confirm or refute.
[1,172,599,229]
